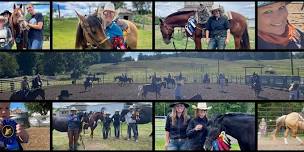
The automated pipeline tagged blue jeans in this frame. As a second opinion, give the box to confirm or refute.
[127,123,138,140]
[28,39,43,49]
[167,139,188,150]
[208,36,226,49]
[0,44,11,50]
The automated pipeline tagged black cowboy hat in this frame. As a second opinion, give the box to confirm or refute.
[169,102,189,108]
[0,10,12,16]
[58,90,72,97]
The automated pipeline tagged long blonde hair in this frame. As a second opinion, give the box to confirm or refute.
[170,107,189,126]
[194,109,208,119]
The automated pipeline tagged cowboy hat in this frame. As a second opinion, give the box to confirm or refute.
[0,16,7,22]
[58,90,72,98]
[129,105,134,109]
[169,102,189,108]
[257,2,291,8]
[0,10,12,16]
[115,109,120,112]
[70,107,78,111]
[192,102,212,110]
[105,112,111,115]
[210,4,222,13]
[102,2,118,16]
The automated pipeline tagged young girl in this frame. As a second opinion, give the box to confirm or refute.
[258,2,304,49]
[0,102,29,150]
[0,16,13,50]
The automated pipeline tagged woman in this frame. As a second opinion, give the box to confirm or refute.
[165,102,190,150]
[206,4,230,50]
[101,2,125,49]
[258,2,304,49]
[186,102,211,150]
[0,16,13,50]
[67,107,81,150]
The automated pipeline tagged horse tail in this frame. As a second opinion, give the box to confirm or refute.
[272,115,287,140]
[75,23,86,49]
[241,26,250,49]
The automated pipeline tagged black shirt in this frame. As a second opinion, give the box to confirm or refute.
[165,114,190,139]
[112,114,121,126]
[28,12,44,41]
[206,16,230,38]
[186,117,208,150]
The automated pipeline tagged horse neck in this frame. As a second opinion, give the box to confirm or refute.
[219,115,248,140]
[165,11,195,27]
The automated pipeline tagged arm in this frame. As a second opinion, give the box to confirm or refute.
[186,119,197,137]
[28,22,43,30]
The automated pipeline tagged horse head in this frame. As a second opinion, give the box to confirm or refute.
[159,18,174,44]
[204,115,224,150]
[75,11,111,49]
[11,4,28,31]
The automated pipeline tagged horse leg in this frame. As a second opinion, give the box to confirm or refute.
[284,127,289,144]
[233,36,241,49]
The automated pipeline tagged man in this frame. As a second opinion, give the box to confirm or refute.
[67,107,80,150]
[206,4,230,49]
[125,105,138,142]
[111,110,121,138]
[103,112,112,139]
[21,76,30,98]
[26,3,44,49]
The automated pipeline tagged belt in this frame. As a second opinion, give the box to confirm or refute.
[171,137,187,141]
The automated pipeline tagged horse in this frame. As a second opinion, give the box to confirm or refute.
[272,112,304,145]
[84,79,93,91]
[204,113,255,151]
[250,76,262,97]
[159,10,250,49]
[9,4,29,50]
[82,112,104,139]
[149,75,162,83]
[202,74,211,88]
[163,77,176,89]
[114,76,128,86]
[10,88,45,100]
[138,82,166,99]
[174,75,187,82]
[127,78,133,83]
[75,10,138,49]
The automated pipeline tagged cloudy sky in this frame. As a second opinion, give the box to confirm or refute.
[0,1,50,15]
[155,1,255,19]
[124,52,175,61]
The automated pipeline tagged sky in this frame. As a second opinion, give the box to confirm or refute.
[10,102,27,111]
[123,52,175,61]
[0,1,50,15]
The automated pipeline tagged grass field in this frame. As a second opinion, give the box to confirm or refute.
[12,41,50,50]
[155,119,240,150]
[53,122,152,150]
[155,25,255,49]
[53,18,152,49]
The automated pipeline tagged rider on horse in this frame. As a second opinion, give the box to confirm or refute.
[252,72,261,90]
[101,2,126,49]
[168,73,171,79]
[21,76,30,98]
[32,74,42,89]
[151,72,157,91]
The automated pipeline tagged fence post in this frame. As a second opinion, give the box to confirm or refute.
[10,81,15,92]
[0,80,3,93]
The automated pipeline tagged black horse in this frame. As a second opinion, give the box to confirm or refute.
[114,76,129,86]
[163,77,176,89]
[52,112,85,132]
[10,88,45,100]
[84,79,93,91]
[204,113,255,151]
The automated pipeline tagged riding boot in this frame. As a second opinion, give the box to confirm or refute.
[74,144,77,151]
[69,145,74,151]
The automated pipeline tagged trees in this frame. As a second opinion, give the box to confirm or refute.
[0,52,19,78]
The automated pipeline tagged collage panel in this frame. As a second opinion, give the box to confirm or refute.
[0,1,50,50]
[52,102,152,150]
[0,101,50,150]
[258,102,304,150]
[52,1,152,50]
[257,1,304,49]
[155,1,255,50]
[155,102,255,151]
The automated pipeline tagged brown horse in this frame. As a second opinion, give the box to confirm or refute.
[75,10,138,49]
[272,112,304,145]
[159,10,250,49]
[9,4,29,50]
[82,112,104,139]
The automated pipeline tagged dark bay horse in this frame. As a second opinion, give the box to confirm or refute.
[159,10,250,49]
[10,88,45,100]
[9,4,29,50]
[82,112,104,139]
[204,113,255,151]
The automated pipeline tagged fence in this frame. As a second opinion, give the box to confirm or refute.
[155,116,166,138]
[0,79,19,93]
[245,75,301,88]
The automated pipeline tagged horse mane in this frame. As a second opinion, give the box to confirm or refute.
[75,22,86,48]
[166,10,195,19]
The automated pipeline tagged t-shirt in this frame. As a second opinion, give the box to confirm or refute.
[206,16,230,38]
[28,13,44,41]
[105,22,123,42]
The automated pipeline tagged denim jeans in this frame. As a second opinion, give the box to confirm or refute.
[167,139,188,150]
[114,124,120,138]
[208,36,226,49]
[127,123,138,140]
[28,39,43,49]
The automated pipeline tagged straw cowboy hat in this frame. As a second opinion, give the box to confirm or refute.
[210,4,222,13]
[70,107,78,111]
[129,105,134,109]
[257,2,291,8]
[115,109,120,112]
[102,2,119,17]
[192,102,212,110]
[169,102,189,108]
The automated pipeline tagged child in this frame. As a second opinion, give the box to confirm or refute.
[0,102,29,150]
[0,16,13,49]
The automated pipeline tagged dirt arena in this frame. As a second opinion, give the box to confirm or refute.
[258,137,304,150]
[0,83,297,100]
[22,127,50,150]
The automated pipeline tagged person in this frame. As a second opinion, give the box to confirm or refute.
[111,110,121,138]
[259,118,267,137]
[26,3,44,49]
[67,107,81,150]
[252,72,261,90]
[258,2,304,49]
[168,73,172,79]
[0,16,13,50]
[20,76,30,98]
[32,74,42,89]
[101,2,125,49]
[203,73,210,88]
[0,10,12,28]
[175,82,182,100]
[186,102,211,150]
[125,105,138,142]
[103,112,112,139]
[206,4,230,49]
[0,102,29,150]
[218,73,225,92]
[57,90,72,100]
[197,4,211,26]
[289,81,300,100]
[165,102,190,150]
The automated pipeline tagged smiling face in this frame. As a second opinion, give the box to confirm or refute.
[103,10,115,23]
[26,4,34,15]
[212,10,220,17]
[175,104,185,113]
[258,2,288,35]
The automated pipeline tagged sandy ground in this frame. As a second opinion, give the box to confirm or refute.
[21,127,50,150]
[258,136,304,150]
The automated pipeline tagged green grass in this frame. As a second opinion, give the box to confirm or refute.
[53,122,152,150]
[155,119,240,150]
[11,41,50,49]
[53,18,152,49]
[155,25,255,49]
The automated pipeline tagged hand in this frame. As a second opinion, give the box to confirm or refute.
[16,124,29,143]
[225,38,229,45]
[194,124,203,131]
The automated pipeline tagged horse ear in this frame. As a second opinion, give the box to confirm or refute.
[20,4,22,9]
[75,10,85,23]
[13,4,16,9]
[159,18,163,24]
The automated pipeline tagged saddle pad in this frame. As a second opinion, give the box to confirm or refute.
[185,16,197,36]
